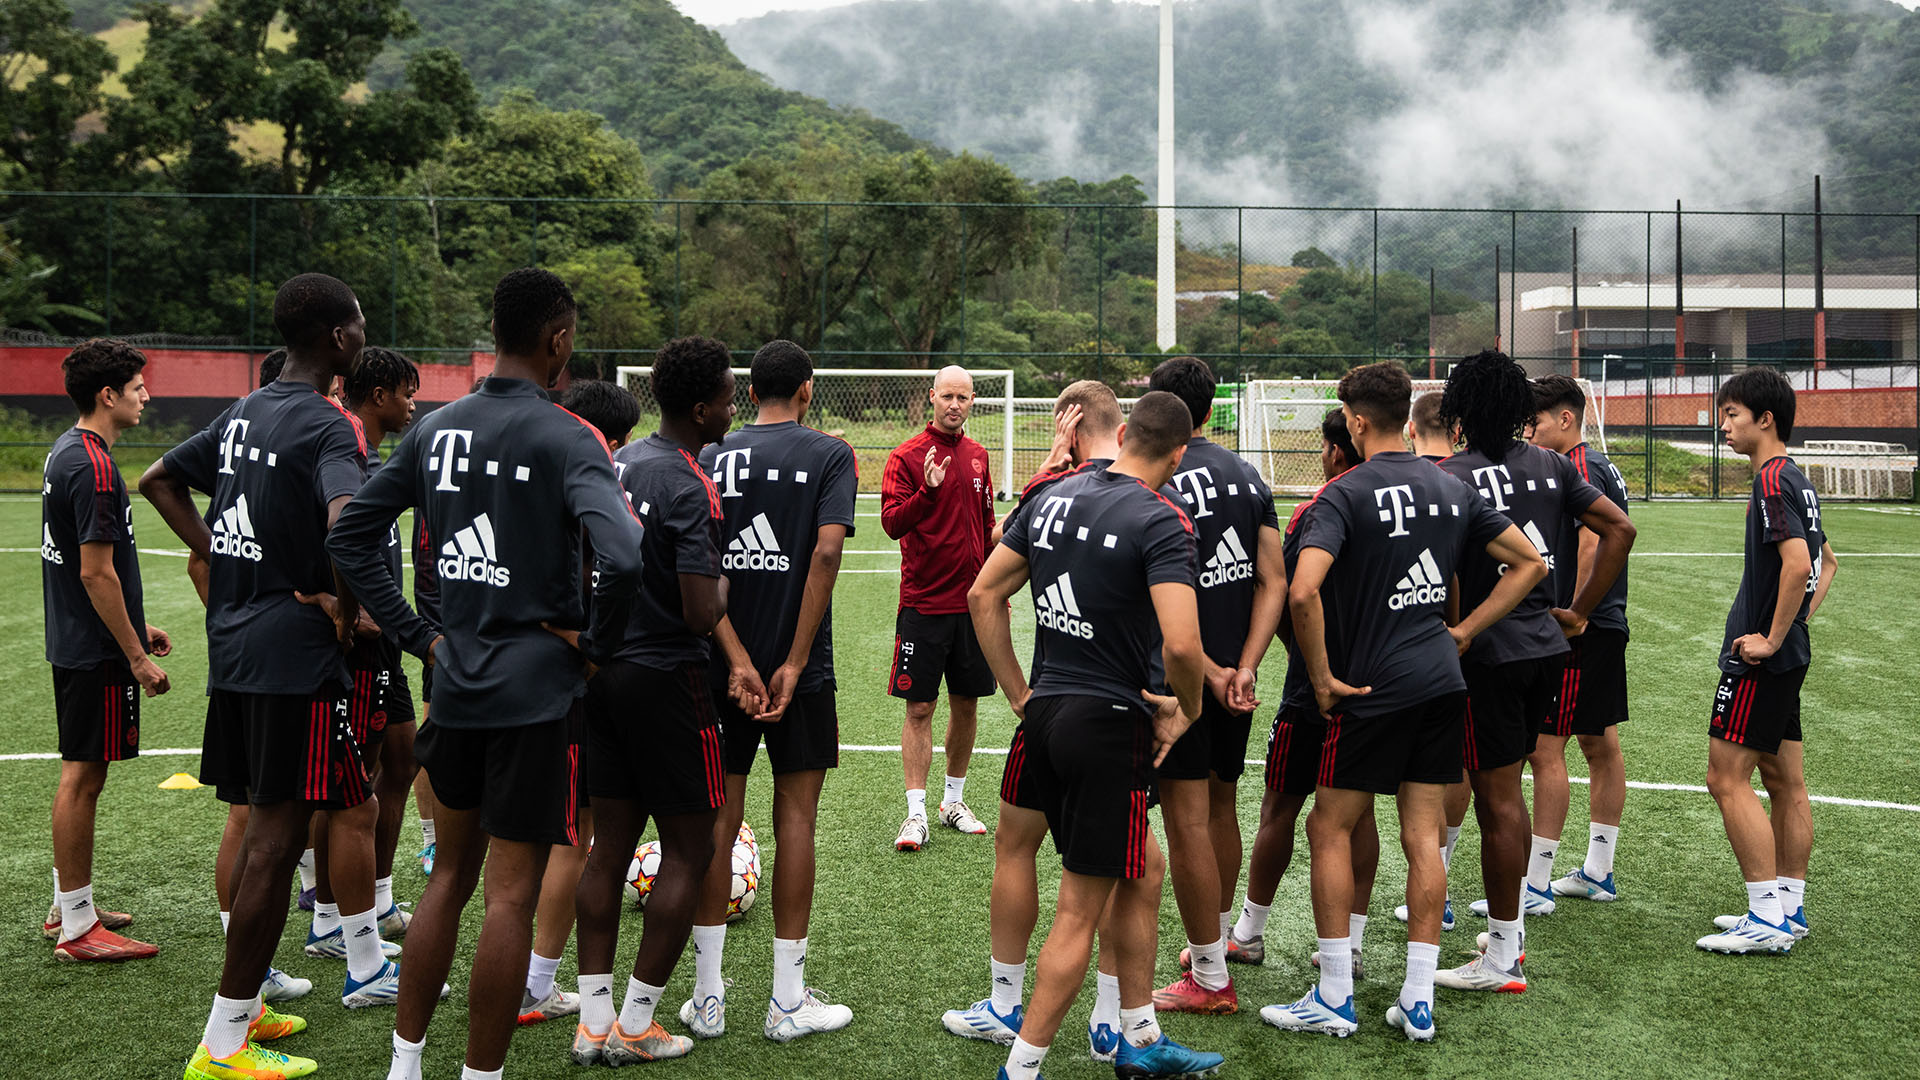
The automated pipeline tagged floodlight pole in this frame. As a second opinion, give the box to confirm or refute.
[1156,0,1176,351]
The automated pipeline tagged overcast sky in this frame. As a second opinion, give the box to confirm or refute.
[678,0,1920,27]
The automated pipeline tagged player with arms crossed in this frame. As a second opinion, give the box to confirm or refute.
[1696,368,1835,954]
[687,340,859,1042]
[143,275,373,1079]
[329,268,647,1080]
[970,391,1225,1080]
[882,365,997,849]
[42,339,172,961]
[1262,362,1546,1042]
[1524,375,1633,904]
[1145,357,1283,1014]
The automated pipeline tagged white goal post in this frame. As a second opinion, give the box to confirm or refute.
[615,367,1017,498]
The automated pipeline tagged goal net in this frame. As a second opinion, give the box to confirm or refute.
[615,367,1018,498]
[1238,378,1606,495]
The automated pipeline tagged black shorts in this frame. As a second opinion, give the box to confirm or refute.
[1021,695,1157,879]
[1262,703,1323,796]
[888,608,996,702]
[566,698,590,811]
[1000,720,1046,811]
[1711,664,1807,755]
[347,650,414,750]
[719,686,840,776]
[1540,629,1627,738]
[1320,692,1467,795]
[200,688,367,809]
[585,661,725,815]
[417,716,577,845]
[1158,696,1256,783]
[1462,654,1567,771]
[53,660,140,763]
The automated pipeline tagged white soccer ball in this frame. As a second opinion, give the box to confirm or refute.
[727,833,760,923]
[625,840,663,908]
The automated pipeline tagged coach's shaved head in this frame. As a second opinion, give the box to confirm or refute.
[929,364,975,435]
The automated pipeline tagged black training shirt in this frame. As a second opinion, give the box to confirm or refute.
[1172,437,1280,666]
[608,434,726,668]
[1720,456,1825,674]
[42,428,147,668]
[1550,443,1631,637]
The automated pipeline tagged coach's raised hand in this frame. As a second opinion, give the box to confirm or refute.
[924,446,950,489]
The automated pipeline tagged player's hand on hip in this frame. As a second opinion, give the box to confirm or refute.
[1447,625,1475,656]
[924,447,950,489]
[1549,607,1588,639]
[1312,678,1370,720]
[131,654,169,696]
[145,624,172,657]
[541,622,600,680]
[1144,690,1194,767]
[757,662,802,722]
[1008,687,1032,721]
[295,590,354,648]
[1732,633,1776,664]
[426,635,445,667]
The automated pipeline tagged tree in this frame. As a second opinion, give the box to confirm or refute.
[0,0,116,189]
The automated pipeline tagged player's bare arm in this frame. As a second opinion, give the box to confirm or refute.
[967,544,1031,716]
[77,541,168,696]
[1149,580,1207,763]
[1288,546,1370,718]
[137,457,213,562]
[762,522,849,722]
[1807,540,1838,619]
[1551,496,1635,638]
[679,572,728,638]
[1452,523,1549,655]
[1228,522,1287,714]
[1734,535,1812,664]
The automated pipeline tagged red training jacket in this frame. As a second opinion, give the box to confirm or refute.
[881,424,995,615]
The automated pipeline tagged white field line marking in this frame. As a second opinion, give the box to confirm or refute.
[2,743,1913,812]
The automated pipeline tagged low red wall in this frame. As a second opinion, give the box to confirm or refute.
[0,346,497,404]
[1602,386,1916,433]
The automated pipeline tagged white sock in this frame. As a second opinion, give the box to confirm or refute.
[773,936,808,1009]
[1348,912,1368,950]
[297,848,317,891]
[1485,917,1523,969]
[1233,896,1272,942]
[385,1032,424,1080]
[1315,936,1353,1003]
[943,774,966,806]
[374,876,395,915]
[1401,940,1439,1006]
[1442,825,1461,871]
[1584,823,1619,878]
[57,883,99,941]
[617,976,665,1033]
[1091,971,1120,1029]
[691,923,727,1002]
[906,788,927,819]
[459,1067,502,1080]
[1120,1003,1162,1047]
[1526,834,1559,891]
[420,819,436,846]
[526,952,562,1002]
[219,911,231,934]
[311,901,341,939]
[1188,937,1228,990]
[1747,880,1785,926]
[1777,876,1806,919]
[52,866,60,901]
[1004,1037,1049,1080]
[578,973,615,1035]
[990,956,1025,1013]
[342,907,384,981]
[202,994,254,1058]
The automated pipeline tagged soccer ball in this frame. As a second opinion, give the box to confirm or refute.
[625,840,663,908]
[727,835,759,923]
[736,821,758,857]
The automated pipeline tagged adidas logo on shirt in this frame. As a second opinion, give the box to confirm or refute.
[724,513,791,572]
[210,495,265,562]
[438,513,511,587]
[1388,548,1447,611]
[40,523,63,565]
[1035,572,1095,640]
[1199,525,1254,588]
[1498,520,1556,575]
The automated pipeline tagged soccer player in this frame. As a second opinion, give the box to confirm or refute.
[327,268,646,1080]
[41,339,171,961]
[1142,357,1281,1015]
[1407,391,1454,461]
[514,378,639,1027]
[1233,407,1383,976]
[571,337,733,1066]
[1696,368,1835,954]
[1525,375,1632,903]
[678,341,858,1041]
[1260,362,1544,1043]
[142,274,373,1079]
[969,390,1223,1080]
[1431,351,1633,994]
[882,364,997,849]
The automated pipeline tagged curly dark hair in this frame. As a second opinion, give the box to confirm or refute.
[62,339,147,414]
[272,273,360,351]
[258,348,288,387]
[344,346,420,407]
[750,339,813,402]
[1440,350,1533,458]
[491,267,577,355]
[560,379,642,446]
[1320,406,1358,467]
[1337,361,1412,429]
[1148,355,1216,430]
[1716,367,1796,441]
[651,336,734,417]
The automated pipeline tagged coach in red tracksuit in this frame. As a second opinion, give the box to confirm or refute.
[881,364,997,852]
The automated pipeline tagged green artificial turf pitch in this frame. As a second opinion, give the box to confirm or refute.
[1,496,1916,1079]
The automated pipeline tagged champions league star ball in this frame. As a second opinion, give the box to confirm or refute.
[625,840,663,907]
[727,831,760,923]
